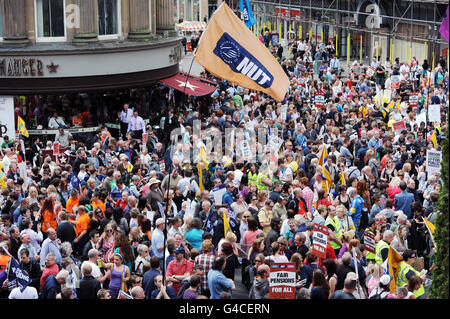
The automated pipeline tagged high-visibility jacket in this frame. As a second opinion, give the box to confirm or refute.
[375,240,389,264]
[397,261,425,298]
[325,215,342,250]
[248,171,258,186]
[256,172,269,191]
[365,228,376,260]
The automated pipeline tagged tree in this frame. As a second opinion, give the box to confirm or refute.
[429,112,449,299]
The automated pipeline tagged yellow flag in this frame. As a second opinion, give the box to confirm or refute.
[199,145,209,171]
[340,171,346,186]
[386,247,403,293]
[223,211,231,236]
[17,116,29,138]
[423,217,436,249]
[318,145,332,192]
[194,2,289,101]
[431,130,437,148]
[197,162,204,191]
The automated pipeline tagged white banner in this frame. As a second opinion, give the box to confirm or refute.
[428,104,441,123]
[0,96,15,145]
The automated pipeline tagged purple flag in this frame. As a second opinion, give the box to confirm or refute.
[440,6,449,43]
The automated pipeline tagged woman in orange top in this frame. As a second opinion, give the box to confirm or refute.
[40,198,57,233]
[66,189,80,221]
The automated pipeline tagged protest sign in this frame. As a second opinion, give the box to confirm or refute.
[315,92,325,108]
[53,142,60,156]
[312,223,328,259]
[269,263,296,299]
[392,121,406,134]
[280,105,287,121]
[211,184,227,205]
[409,93,419,107]
[268,135,283,154]
[364,231,376,254]
[239,139,252,161]
[7,258,30,292]
[426,150,442,175]
[428,104,441,123]
[390,75,400,89]
[118,291,133,299]
[142,132,148,145]
[366,66,376,78]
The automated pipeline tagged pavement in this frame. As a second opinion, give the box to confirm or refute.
[232,267,250,299]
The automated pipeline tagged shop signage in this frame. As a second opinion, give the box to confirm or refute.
[0,58,49,77]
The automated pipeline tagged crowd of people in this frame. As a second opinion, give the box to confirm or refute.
[0,33,447,300]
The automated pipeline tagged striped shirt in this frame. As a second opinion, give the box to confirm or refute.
[194,253,215,292]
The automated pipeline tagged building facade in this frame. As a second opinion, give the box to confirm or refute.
[0,0,183,94]
[249,0,448,65]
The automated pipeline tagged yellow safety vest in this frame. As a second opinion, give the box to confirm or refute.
[256,172,269,191]
[375,240,389,264]
[0,171,6,190]
[325,216,342,250]
[397,261,425,298]
[365,228,376,261]
[248,171,258,186]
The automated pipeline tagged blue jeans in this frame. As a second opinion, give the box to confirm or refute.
[353,219,361,238]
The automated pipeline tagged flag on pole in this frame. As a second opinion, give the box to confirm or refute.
[439,6,449,43]
[223,211,231,236]
[340,171,346,186]
[7,257,31,293]
[238,0,256,29]
[382,247,403,293]
[318,145,332,193]
[194,2,290,101]
[423,217,437,249]
[199,145,209,171]
[17,116,29,138]
[431,130,438,148]
[197,162,204,191]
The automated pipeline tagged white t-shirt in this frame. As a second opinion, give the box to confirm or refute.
[81,261,102,278]
[9,286,38,299]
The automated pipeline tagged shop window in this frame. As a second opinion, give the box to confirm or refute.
[98,0,121,39]
[35,0,66,42]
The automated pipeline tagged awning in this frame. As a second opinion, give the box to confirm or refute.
[159,73,217,96]
[176,21,207,32]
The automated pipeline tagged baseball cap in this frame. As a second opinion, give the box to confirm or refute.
[155,218,166,227]
[174,247,185,255]
[380,274,392,286]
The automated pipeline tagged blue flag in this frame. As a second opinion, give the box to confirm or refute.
[8,258,30,292]
[238,0,256,29]
[204,212,215,238]
[69,173,81,191]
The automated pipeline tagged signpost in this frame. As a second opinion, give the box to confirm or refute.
[269,263,296,299]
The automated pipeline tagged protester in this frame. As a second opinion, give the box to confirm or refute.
[0,32,445,300]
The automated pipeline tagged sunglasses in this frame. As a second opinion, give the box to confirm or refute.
[106,230,113,233]
[255,259,261,263]
[243,215,251,218]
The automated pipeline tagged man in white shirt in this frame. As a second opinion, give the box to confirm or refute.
[9,286,38,299]
[330,54,340,70]
[81,249,110,285]
[127,111,146,140]
[120,103,134,138]
[54,128,73,148]
[48,112,66,129]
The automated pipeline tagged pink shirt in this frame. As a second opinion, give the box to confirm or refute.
[242,229,263,246]
[302,187,315,212]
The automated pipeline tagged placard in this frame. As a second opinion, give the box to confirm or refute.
[366,66,376,78]
[416,112,427,126]
[312,223,328,259]
[280,105,287,121]
[0,96,15,146]
[142,132,148,145]
[269,263,296,299]
[364,231,376,254]
[268,135,283,154]
[211,184,227,205]
[390,75,400,89]
[239,139,252,161]
[426,150,442,175]
[392,120,406,134]
[409,93,419,107]
[53,142,60,156]
[428,104,441,123]
[315,92,325,108]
